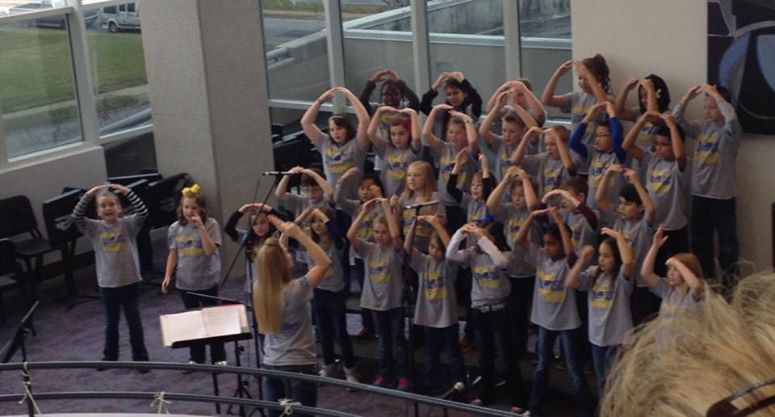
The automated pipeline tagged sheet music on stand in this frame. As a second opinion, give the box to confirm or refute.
[160,304,251,348]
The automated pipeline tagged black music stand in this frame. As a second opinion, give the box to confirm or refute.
[161,304,252,416]
[1,301,39,417]
[41,189,99,311]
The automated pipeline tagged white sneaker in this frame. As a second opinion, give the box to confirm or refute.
[319,363,337,378]
[344,366,359,383]
[214,360,228,366]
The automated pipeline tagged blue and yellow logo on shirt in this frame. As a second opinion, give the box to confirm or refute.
[537,268,565,303]
[177,233,204,257]
[424,270,446,301]
[100,230,126,253]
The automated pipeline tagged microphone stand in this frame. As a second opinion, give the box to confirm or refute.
[402,206,422,417]
[218,173,282,417]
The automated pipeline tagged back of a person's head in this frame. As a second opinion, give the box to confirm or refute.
[600,273,775,417]
[253,238,290,334]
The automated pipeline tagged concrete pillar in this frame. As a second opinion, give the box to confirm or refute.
[140,0,273,277]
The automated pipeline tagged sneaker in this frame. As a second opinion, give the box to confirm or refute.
[356,327,373,340]
[182,360,199,374]
[214,360,228,366]
[460,338,474,353]
[344,366,359,383]
[397,377,411,392]
[372,374,388,387]
[319,363,337,378]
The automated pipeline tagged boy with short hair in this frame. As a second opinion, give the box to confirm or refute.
[673,84,742,286]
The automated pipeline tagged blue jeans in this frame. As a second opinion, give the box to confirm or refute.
[99,282,148,361]
[590,344,617,395]
[529,327,593,417]
[263,363,317,417]
[179,286,226,363]
[373,308,408,379]
[313,288,355,367]
[424,324,465,389]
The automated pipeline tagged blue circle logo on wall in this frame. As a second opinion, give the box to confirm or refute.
[708,0,775,134]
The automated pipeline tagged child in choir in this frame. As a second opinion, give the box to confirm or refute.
[295,206,358,383]
[347,198,409,390]
[516,207,594,417]
[302,86,370,189]
[422,104,476,231]
[486,166,540,357]
[512,125,579,197]
[224,202,277,293]
[446,221,527,414]
[404,214,463,391]
[478,89,540,181]
[72,183,150,368]
[486,79,547,127]
[335,167,385,338]
[596,166,658,324]
[276,166,334,217]
[395,161,445,253]
[542,55,612,175]
[367,106,421,196]
[567,228,634,394]
[640,226,705,318]
[447,151,495,225]
[568,100,626,210]
[622,111,689,276]
[614,75,672,152]
[543,177,599,254]
[359,68,420,116]
[674,83,742,286]
[419,71,483,141]
[162,184,226,366]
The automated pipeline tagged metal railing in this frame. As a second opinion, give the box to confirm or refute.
[0,361,523,417]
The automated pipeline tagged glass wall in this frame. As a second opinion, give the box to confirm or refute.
[0,15,83,158]
[83,2,151,135]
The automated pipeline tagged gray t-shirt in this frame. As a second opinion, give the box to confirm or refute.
[352,240,404,311]
[72,190,147,288]
[529,246,581,331]
[411,253,458,328]
[613,215,652,287]
[447,231,511,308]
[673,101,742,199]
[650,279,702,319]
[522,152,580,197]
[399,192,445,252]
[315,132,367,190]
[578,266,634,346]
[495,203,536,278]
[563,209,598,256]
[262,275,317,366]
[560,91,604,175]
[168,218,222,291]
[643,152,688,231]
[373,139,420,197]
[430,141,475,204]
[305,243,345,293]
[587,151,622,210]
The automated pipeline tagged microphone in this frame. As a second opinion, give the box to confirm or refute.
[261,171,296,176]
[440,382,465,400]
[404,200,440,210]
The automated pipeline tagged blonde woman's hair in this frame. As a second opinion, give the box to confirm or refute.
[401,161,436,201]
[252,238,292,335]
[600,273,775,417]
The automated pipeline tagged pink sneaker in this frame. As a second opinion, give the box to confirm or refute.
[397,377,411,392]
[373,374,387,387]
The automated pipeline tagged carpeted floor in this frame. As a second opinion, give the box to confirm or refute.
[0,241,584,416]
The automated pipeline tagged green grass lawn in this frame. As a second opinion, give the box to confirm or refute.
[0,26,147,114]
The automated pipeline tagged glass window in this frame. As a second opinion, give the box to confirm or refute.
[103,6,117,14]
[0,16,83,158]
[342,1,417,112]
[83,5,151,136]
[260,0,329,105]
[427,0,504,109]
[103,131,157,177]
[127,3,135,13]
